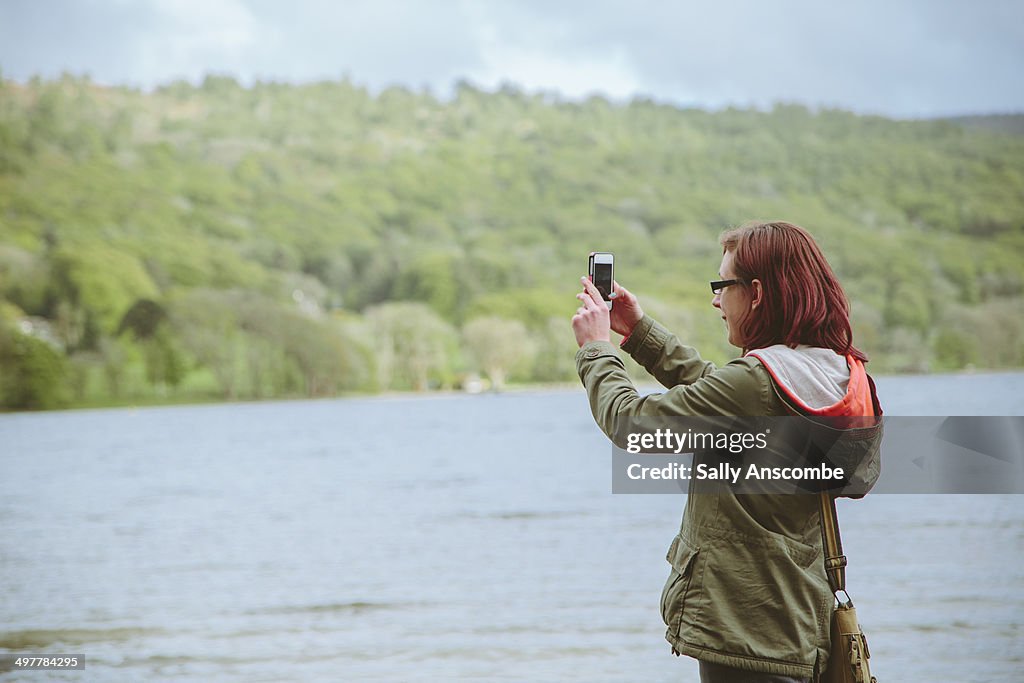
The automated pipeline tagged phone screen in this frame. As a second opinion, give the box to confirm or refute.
[593,263,613,301]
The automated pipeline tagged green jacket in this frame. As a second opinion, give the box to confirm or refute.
[576,315,878,678]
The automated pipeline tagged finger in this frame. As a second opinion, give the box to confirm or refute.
[581,276,603,298]
[578,286,601,310]
[576,292,598,313]
[579,277,605,307]
[590,275,616,300]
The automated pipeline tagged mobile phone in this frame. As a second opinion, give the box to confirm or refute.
[588,251,614,309]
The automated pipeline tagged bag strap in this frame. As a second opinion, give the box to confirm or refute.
[819,491,849,599]
[755,357,878,602]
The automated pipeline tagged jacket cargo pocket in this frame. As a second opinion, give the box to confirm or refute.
[698,530,823,664]
[660,535,700,634]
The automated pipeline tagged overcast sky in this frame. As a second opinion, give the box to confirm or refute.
[1,0,1022,118]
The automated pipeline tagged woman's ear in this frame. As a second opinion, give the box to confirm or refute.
[749,278,763,310]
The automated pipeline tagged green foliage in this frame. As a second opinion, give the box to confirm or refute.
[49,245,159,337]
[464,288,574,329]
[117,300,185,391]
[393,250,461,319]
[0,245,48,314]
[141,329,186,390]
[118,299,167,339]
[168,289,243,398]
[365,302,459,390]
[462,316,536,389]
[0,74,1023,409]
[0,320,68,410]
[529,316,580,383]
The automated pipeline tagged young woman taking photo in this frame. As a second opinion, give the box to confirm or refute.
[571,221,882,683]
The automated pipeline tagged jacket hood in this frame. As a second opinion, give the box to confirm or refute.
[745,344,852,412]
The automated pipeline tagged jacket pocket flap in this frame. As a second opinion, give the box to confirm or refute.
[666,534,700,576]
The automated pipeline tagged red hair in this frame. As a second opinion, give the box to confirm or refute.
[720,221,867,362]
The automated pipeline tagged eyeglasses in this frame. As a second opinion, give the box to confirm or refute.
[710,279,745,295]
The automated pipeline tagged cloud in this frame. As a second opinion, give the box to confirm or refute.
[467,33,641,99]
[1,0,1022,116]
[459,1,1024,116]
[137,0,262,81]
[225,0,484,89]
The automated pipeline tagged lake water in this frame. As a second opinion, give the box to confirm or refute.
[1,372,1023,682]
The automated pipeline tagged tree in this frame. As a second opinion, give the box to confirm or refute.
[365,302,458,391]
[530,316,578,383]
[462,317,536,390]
[393,251,461,319]
[49,246,159,338]
[0,322,67,410]
[117,299,167,339]
[169,289,242,398]
[118,299,185,392]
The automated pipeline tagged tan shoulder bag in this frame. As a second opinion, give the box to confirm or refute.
[819,492,877,683]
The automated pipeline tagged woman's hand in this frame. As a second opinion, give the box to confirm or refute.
[572,277,611,347]
[608,280,644,338]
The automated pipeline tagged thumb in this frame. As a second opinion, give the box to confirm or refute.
[612,281,635,303]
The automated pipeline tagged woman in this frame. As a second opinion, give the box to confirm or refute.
[571,221,881,683]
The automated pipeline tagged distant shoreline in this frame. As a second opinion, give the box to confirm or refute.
[4,367,1023,415]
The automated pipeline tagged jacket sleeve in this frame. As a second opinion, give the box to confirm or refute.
[575,338,776,445]
[620,315,717,389]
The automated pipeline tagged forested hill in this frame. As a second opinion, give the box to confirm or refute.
[1,75,1022,409]
[942,114,1024,136]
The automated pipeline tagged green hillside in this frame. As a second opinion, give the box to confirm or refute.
[1,74,1022,409]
